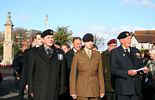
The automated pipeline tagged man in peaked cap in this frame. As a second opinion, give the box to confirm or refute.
[41,29,54,37]
[110,31,149,100]
[70,33,105,100]
[28,29,67,100]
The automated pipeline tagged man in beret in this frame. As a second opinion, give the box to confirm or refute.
[110,31,149,100]
[101,39,117,100]
[27,29,67,100]
[70,33,105,100]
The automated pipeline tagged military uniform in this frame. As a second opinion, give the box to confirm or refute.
[70,49,105,100]
[101,50,116,100]
[111,46,143,100]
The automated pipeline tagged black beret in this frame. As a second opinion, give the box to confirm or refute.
[117,31,131,39]
[83,33,94,42]
[41,29,54,38]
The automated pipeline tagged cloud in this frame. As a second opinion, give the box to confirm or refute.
[121,0,155,8]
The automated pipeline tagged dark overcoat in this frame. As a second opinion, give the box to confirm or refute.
[65,49,75,69]
[65,49,75,86]
[28,45,66,100]
[101,50,114,92]
[22,47,37,82]
[111,46,143,95]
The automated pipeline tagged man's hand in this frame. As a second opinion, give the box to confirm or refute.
[30,92,34,97]
[100,93,105,98]
[71,94,77,99]
[25,84,28,91]
[128,70,137,76]
[143,67,149,74]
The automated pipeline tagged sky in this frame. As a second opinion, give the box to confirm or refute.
[0,0,155,50]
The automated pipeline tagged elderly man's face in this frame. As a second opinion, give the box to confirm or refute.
[42,35,54,47]
[120,36,131,48]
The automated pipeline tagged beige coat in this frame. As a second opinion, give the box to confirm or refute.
[70,49,105,97]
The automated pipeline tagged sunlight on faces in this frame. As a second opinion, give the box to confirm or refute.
[61,45,70,53]
[73,39,82,51]
[35,34,42,46]
[42,35,54,47]
[120,36,131,48]
[108,43,117,51]
[84,41,94,50]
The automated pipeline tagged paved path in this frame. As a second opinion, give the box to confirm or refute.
[0,68,28,100]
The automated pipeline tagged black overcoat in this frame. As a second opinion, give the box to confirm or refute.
[28,46,66,100]
[111,46,143,95]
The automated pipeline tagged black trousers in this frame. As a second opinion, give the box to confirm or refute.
[117,95,140,100]
[102,92,116,100]
[142,83,155,100]
[16,78,26,100]
[59,92,72,100]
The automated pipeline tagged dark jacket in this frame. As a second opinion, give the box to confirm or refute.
[12,50,26,78]
[65,49,75,72]
[22,47,38,82]
[27,45,67,100]
[64,49,76,88]
[101,50,115,92]
[111,46,142,95]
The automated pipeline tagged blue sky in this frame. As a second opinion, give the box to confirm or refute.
[0,0,155,49]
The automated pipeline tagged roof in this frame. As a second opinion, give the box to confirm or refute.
[134,30,155,43]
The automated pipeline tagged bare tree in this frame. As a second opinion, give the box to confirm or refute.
[94,34,105,49]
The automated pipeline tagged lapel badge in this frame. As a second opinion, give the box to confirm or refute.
[58,53,63,61]
[123,53,125,56]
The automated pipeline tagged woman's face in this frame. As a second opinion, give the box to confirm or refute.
[84,41,94,50]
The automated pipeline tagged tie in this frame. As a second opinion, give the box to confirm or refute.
[46,48,54,58]
[125,49,130,56]
[87,50,92,58]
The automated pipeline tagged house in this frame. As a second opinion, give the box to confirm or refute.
[131,30,155,50]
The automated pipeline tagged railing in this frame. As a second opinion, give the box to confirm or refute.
[0,64,13,78]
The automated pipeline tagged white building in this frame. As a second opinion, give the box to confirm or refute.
[131,30,155,50]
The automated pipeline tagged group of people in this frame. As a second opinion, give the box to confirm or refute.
[12,29,155,100]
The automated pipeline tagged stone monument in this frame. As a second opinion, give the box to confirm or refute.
[2,12,14,64]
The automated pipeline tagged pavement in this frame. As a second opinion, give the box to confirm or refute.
[0,68,27,100]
